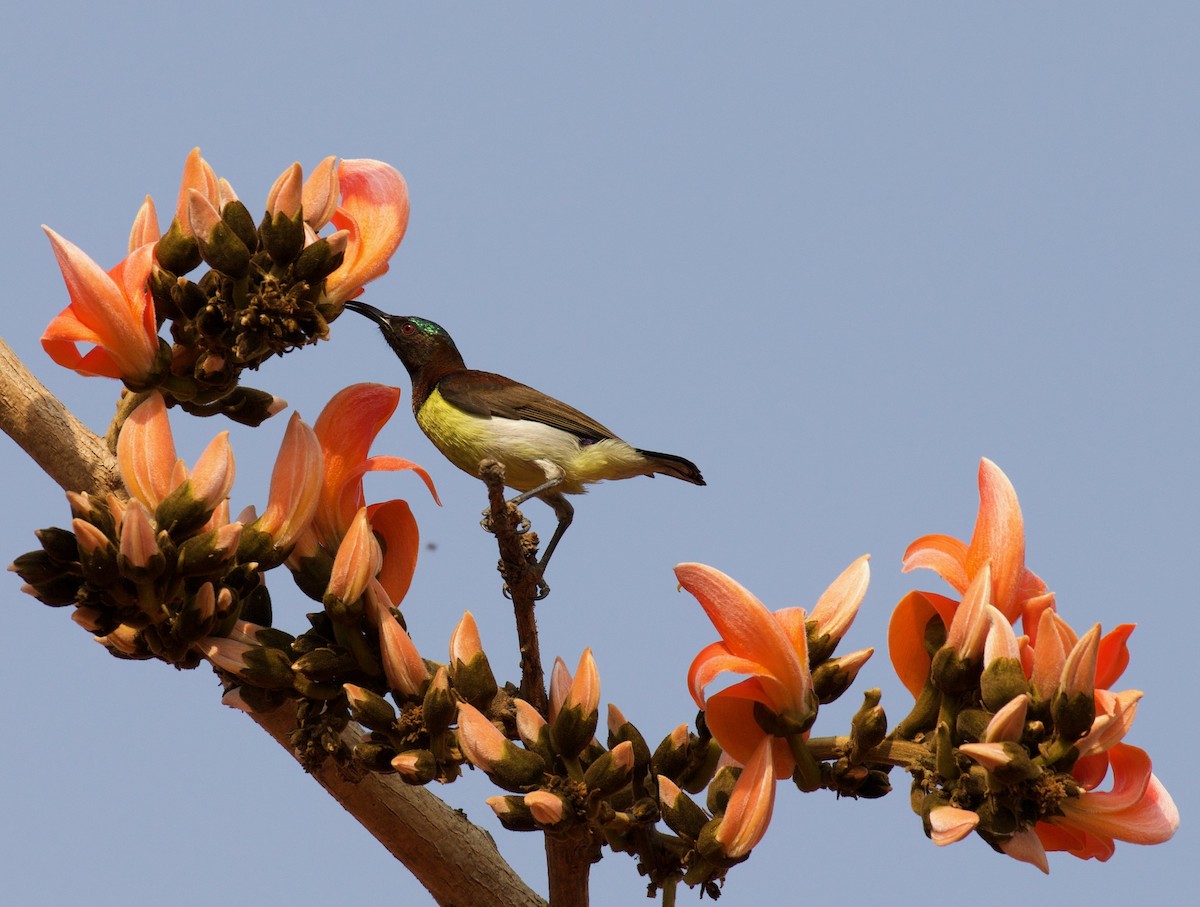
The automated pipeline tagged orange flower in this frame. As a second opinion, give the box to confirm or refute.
[42,227,161,383]
[678,559,867,776]
[1038,743,1178,862]
[903,458,1049,627]
[322,159,410,305]
[294,383,438,606]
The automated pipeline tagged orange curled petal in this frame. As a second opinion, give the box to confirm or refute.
[1095,623,1135,690]
[687,641,772,709]
[313,383,402,541]
[704,680,795,778]
[324,159,410,304]
[1055,744,1179,846]
[887,590,959,699]
[42,230,158,381]
[968,458,1040,621]
[903,533,969,591]
[367,499,419,606]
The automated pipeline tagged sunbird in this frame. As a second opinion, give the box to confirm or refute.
[343,301,705,583]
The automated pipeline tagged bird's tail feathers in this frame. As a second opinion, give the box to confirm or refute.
[636,449,706,486]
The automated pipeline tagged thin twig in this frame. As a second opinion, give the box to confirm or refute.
[480,458,548,715]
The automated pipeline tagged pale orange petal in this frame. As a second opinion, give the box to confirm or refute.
[715,736,777,858]
[117,392,177,508]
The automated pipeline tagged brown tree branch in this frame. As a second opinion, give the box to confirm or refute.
[0,337,544,907]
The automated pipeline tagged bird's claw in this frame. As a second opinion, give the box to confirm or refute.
[501,577,550,600]
[480,507,531,535]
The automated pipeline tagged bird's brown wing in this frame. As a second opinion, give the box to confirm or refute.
[436,370,619,441]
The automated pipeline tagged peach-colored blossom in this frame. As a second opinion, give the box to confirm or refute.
[116,392,234,513]
[680,561,864,778]
[1039,743,1178,861]
[325,507,382,605]
[322,159,410,305]
[250,411,323,550]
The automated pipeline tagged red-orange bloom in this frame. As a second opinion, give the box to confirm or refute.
[42,227,160,383]
[903,458,1049,627]
[679,559,867,777]
[297,383,438,605]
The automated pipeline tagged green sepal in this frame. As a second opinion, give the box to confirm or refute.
[221,200,259,251]
[154,220,201,275]
[659,782,709,841]
[260,210,305,266]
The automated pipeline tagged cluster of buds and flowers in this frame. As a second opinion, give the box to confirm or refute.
[888,459,1178,871]
[41,149,408,424]
[11,391,321,665]
[666,555,878,886]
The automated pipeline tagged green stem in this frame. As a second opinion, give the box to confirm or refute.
[807,734,929,771]
[105,389,150,454]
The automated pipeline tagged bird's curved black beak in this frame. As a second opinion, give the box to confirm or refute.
[342,299,391,327]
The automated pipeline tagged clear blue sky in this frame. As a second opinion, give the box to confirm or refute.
[2,4,1194,904]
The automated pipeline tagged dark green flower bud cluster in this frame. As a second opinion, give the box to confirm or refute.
[11,493,263,669]
[147,200,348,425]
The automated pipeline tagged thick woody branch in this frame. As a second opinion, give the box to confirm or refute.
[0,339,123,497]
[0,338,544,907]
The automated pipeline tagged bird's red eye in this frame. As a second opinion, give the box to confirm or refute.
[401,322,417,335]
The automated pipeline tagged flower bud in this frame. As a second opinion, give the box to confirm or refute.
[344,683,399,732]
[352,739,399,773]
[391,749,437,785]
[176,523,242,575]
[487,796,539,832]
[550,648,600,761]
[658,774,709,840]
[848,688,888,761]
[422,666,457,736]
[812,647,874,704]
[202,638,295,689]
[583,741,635,798]
[118,500,164,579]
[260,209,305,266]
[449,611,498,709]
[457,702,546,792]
[524,790,568,826]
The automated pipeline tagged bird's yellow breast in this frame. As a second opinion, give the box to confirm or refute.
[416,387,653,494]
